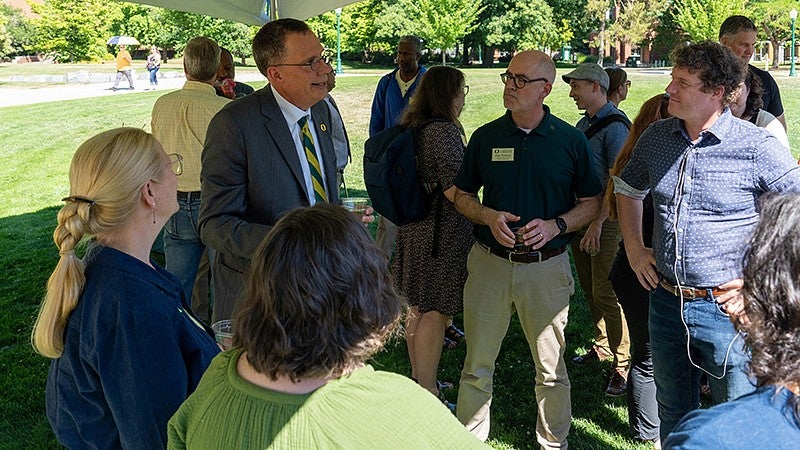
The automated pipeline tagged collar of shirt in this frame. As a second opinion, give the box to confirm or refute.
[501,105,554,137]
[269,86,328,204]
[586,101,618,123]
[272,85,311,126]
[671,107,734,147]
[181,80,217,94]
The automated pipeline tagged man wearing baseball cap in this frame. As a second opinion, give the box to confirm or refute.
[563,63,632,398]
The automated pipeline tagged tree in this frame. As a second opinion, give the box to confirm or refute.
[0,4,35,57]
[30,0,121,62]
[673,0,746,42]
[161,10,254,60]
[485,0,559,52]
[586,0,610,63]
[608,0,667,52]
[399,0,483,63]
[751,0,795,69]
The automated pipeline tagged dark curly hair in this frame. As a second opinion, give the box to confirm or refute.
[741,193,800,424]
[234,203,405,382]
[741,70,764,119]
[670,41,746,107]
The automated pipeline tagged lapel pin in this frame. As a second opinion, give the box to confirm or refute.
[320,124,327,132]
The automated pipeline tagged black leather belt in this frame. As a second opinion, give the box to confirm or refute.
[480,242,566,263]
[177,191,201,201]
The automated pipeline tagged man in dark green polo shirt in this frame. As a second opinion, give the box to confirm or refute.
[452,50,602,448]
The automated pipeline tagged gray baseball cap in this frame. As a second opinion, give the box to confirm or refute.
[562,63,610,91]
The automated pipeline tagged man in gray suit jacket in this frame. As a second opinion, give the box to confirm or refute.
[200,18,348,322]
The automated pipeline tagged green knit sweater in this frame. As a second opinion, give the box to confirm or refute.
[168,349,488,449]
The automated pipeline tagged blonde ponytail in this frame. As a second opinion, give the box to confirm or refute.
[31,128,162,358]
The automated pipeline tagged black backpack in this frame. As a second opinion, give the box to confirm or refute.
[583,113,631,139]
[363,119,446,226]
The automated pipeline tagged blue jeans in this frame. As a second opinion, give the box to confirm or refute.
[163,196,204,302]
[148,67,159,85]
[649,285,753,441]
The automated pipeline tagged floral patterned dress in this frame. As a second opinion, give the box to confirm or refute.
[393,121,474,316]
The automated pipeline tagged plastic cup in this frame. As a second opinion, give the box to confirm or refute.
[211,319,233,350]
[341,197,370,216]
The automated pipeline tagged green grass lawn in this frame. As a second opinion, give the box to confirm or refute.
[1,67,799,448]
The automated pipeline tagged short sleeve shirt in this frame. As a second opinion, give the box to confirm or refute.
[617,110,800,286]
[454,107,602,252]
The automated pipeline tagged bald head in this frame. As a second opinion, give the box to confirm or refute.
[511,51,556,83]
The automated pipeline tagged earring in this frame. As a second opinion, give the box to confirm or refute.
[151,202,156,224]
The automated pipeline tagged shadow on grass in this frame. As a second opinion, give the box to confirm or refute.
[0,205,61,447]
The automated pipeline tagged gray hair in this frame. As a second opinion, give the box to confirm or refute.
[183,36,221,82]
[398,35,422,54]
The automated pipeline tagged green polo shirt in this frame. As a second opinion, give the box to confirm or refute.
[454,107,601,252]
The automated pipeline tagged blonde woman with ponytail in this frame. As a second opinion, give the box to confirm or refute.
[33,128,219,449]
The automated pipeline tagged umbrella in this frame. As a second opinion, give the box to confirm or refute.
[107,36,141,46]
[122,0,361,26]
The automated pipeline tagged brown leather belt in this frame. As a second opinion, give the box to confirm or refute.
[659,279,729,299]
[177,191,201,201]
[481,243,566,264]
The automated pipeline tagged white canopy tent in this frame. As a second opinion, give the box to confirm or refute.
[123,0,361,26]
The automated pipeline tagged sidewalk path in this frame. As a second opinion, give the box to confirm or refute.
[0,72,265,108]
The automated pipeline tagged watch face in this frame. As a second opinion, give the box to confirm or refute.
[556,217,567,234]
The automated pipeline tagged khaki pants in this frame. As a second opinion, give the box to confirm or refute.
[457,244,573,448]
[571,220,630,369]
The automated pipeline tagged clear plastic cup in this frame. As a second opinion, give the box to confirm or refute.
[341,197,370,217]
[211,319,233,350]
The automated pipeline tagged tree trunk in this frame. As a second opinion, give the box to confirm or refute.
[771,37,780,70]
[482,45,494,68]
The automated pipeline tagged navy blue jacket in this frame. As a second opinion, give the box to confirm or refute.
[46,245,219,449]
[369,66,427,137]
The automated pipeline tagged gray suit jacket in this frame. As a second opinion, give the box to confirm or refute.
[199,85,338,320]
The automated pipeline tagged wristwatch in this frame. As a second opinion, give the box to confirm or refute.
[555,217,567,235]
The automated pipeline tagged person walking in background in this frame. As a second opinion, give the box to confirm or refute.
[719,15,786,129]
[614,41,800,440]
[146,45,162,91]
[607,93,672,448]
[168,204,487,449]
[563,63,631,398]
[664,193,800,449]
[151,37,230,307]
[393,66,474,409]
[453,50,602,447]
[369,35,427,258]
[112,44,134,91]
[32,128,218,449]
[605,67,630,110]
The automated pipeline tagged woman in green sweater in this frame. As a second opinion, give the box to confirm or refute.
[168,204,486,449]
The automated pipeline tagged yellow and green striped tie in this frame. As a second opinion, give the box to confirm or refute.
[298,116,327,203]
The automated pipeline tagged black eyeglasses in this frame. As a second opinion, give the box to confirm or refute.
[500,72,549,89]
[273,55,331,72]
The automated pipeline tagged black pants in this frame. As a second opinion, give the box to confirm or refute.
[611,273,660,441]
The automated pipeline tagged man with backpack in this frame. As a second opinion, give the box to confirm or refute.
[563,63,632,398]
[369,35,427,257]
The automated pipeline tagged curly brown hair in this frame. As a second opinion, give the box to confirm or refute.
[742,193,800,424]
[670,41,746,107]
[234,204,405,382]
